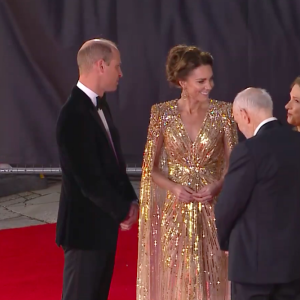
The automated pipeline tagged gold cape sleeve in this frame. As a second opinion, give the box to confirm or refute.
[136,103,167,300]
[223,102,238,150]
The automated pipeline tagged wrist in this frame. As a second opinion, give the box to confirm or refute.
[168,181,178,193]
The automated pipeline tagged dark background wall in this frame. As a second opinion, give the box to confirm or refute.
[0,0,299,166]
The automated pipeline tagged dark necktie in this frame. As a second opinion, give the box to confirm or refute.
[96,96,106,111]
[96,96,112,127]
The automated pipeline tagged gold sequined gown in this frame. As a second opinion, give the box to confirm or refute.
[137,99,238,300]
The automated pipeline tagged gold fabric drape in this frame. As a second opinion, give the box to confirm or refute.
[137,99,238,300]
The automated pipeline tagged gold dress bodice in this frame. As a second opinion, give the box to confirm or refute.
[163,99,233,191]
[137,99,238,300]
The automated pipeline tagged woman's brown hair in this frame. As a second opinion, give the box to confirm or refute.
[166,45,213,87]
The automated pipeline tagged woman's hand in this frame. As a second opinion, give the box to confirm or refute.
[171,184,194,203]
[193,181,221,203]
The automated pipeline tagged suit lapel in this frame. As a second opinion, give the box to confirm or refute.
[72,86,120,163]
[90,104,122,164]
[71,87,109,143]
[100,104,125,165]
[109,127,125,167]
[89,106,112,146]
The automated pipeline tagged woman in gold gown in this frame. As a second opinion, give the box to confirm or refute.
[137,45,238,300]
[286,76,300,132]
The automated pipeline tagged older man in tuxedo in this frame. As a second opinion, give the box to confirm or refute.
[56,39,138,300]
[215,88,300,300]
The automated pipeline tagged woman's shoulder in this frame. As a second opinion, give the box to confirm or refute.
[211,99,232,109]
[210,99,233,116]
[150,99,178,115]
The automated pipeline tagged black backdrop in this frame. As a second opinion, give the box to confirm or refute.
[0,0,299,166]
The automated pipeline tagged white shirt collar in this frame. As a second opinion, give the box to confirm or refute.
[254,117,277,136]
[76,81,98,107]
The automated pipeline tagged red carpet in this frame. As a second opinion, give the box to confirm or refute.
[0,223,138,300]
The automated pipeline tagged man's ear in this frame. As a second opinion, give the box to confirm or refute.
[95,59,105,73]
[241,109,251,124]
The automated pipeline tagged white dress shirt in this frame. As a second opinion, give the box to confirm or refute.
[76,81,118,159]
[253,117,277,136]
[77,81,138,205]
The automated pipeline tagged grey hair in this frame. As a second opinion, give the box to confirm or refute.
[77,38,118,74]
[233,87,273,112]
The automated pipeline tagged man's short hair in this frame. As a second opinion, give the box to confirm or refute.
[233,87,273,112]
[77,38,118,73]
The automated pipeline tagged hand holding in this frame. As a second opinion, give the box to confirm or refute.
[172,184,194,203]
[193,182,221,203]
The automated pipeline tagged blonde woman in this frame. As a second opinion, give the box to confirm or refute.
[286,76,300,131]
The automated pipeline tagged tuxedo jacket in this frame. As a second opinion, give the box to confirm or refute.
[215,120,300,284]
[56,86,137,251]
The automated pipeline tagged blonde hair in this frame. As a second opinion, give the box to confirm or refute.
[291,76,300,89]
[77,38,118,74]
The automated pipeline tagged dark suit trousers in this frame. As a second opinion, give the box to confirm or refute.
[232,280,300,300]
[62,247,116,300]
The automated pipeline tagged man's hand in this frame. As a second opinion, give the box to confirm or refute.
[120,202,139,231]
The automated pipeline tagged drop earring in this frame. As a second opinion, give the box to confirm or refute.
[181,88,188,100]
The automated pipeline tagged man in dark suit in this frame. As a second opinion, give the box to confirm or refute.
[215,88,300,300]
[56,38,139,300]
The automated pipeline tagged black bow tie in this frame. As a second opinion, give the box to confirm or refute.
[96,96,106,110]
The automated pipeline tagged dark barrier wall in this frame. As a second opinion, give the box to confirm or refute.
[0,0,299,165]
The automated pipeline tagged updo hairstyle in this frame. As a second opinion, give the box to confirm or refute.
[166,45,213,87]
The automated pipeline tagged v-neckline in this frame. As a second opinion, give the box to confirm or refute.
[176,99,211,144]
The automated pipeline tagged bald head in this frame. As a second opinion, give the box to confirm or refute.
[77,38,118,74]
[233,88,274,139]
[233,87,273,113]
